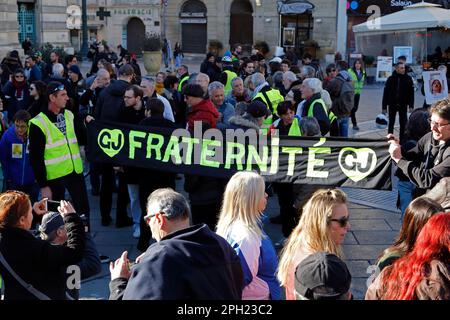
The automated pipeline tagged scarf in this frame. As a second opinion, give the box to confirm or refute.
[12,78,26,99]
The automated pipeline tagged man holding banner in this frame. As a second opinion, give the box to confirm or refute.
[389,98,450,194]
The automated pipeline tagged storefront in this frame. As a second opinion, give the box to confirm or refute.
[278,0,314,48]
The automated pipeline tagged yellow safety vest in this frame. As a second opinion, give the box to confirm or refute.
[223,70,238,96]
[177,75,189,92]
[288,117,302,136]
[308,98,337,125]
[29,110,83,181]
[253,88,285,132]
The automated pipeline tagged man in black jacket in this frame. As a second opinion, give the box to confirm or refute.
[388,98,450,194]
[87,64,135,227]
[382,62,415,143]
[109,188,244,300]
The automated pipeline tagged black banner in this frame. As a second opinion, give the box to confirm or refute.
[87,121,392,190]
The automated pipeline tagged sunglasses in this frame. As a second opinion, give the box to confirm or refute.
[15,75,24,78]
[29,87,35,91]
[329,216,350,228]
[50,84,65,94]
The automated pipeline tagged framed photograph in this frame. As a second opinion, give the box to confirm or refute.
[423,71,448,105]
[376,56,393,82]
[283,27,295,47]
[393,46,413,64]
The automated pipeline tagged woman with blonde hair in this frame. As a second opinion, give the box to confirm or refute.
[216,171,280,300]
[277,188,351,300]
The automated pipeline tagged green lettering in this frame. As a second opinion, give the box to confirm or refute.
[246,145,269,172]
[225,142,245,170]
[146,133,164,160]
[163,136,182,164]
[270,137,280,174]
[307,138,331,178]
[282,147,303,176]
[181,136,200,165]
[200,139,221,168]
[129,130,146,160]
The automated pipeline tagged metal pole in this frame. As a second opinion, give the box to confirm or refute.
[80,0,88,57]
[162,2,166,39]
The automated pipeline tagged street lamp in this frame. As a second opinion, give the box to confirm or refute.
[80,0,88,57]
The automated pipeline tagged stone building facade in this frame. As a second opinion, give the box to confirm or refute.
[0,0,160,58]
[164,0,345,59]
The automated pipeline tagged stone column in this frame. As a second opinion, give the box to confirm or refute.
[0,0,20,58]
[39,0,71,47]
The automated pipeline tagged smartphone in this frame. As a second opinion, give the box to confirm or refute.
[46,199,61,212]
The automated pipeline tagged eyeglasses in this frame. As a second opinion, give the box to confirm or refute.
[29,87,35,91]
[124,95,135,100]
[428,118,450,129]
[329,216,350,228]
[50,84,65,94]
[143,212,163,226]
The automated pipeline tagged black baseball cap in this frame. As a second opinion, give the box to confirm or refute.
[294,252,351,300]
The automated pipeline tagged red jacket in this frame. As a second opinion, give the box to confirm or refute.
[187,99,220,131]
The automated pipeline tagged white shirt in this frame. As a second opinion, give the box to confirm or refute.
[156,94,175,122]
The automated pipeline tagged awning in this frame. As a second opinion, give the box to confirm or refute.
[277,0,314,15]
[353,2,450,33]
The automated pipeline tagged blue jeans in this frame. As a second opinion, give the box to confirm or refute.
[127,184,141,226]
[398,180,415,220]
[337,117,349,137]
[175,55,182,68]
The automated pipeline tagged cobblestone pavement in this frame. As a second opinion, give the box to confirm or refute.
[73,55,410,300]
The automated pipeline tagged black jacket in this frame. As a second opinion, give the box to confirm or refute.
[382,71,415,110]
[109,224,243,300]
[0,213,85,300]
[398,132,450,191]
[94,79,130,122]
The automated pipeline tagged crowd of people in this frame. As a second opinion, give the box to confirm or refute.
[0,41,448,301]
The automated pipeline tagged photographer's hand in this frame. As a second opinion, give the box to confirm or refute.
[58,200,76,217]
[33,198,48,215]
[110,251,131,280]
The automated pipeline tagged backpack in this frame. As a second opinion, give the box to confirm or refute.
[331,76,354,118]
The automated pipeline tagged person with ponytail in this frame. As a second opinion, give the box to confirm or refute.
[366,213,450,300]
[277,188,351,300]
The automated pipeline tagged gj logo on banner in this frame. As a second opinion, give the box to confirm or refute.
[338,148,377,182]
[98,129,124,158]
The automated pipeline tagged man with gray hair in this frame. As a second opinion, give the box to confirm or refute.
[224,77,251,106]
[208,81,235,129]
[195,72,210,97]
[141,76,175,122]
[109,188,244,300]
[250,72,284,132]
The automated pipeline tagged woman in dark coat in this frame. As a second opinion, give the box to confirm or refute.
[0,191,85,300]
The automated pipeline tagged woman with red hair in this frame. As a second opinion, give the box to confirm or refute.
[0,191,85,300]
[366,213,450,300]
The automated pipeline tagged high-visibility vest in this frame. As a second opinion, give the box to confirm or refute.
[223,70,238,95]
[288,117,302,136]
[347,68,366,95]
[253,88,285,132]
[308,98,337,125]
[29,110,83,181]
[270,116,302,136]
[177,74,189,92]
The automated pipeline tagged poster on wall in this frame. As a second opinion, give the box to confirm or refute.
[376,56,393,82]
[283,28,295,47]
[393,46,413,64]
[423,71,449,105]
